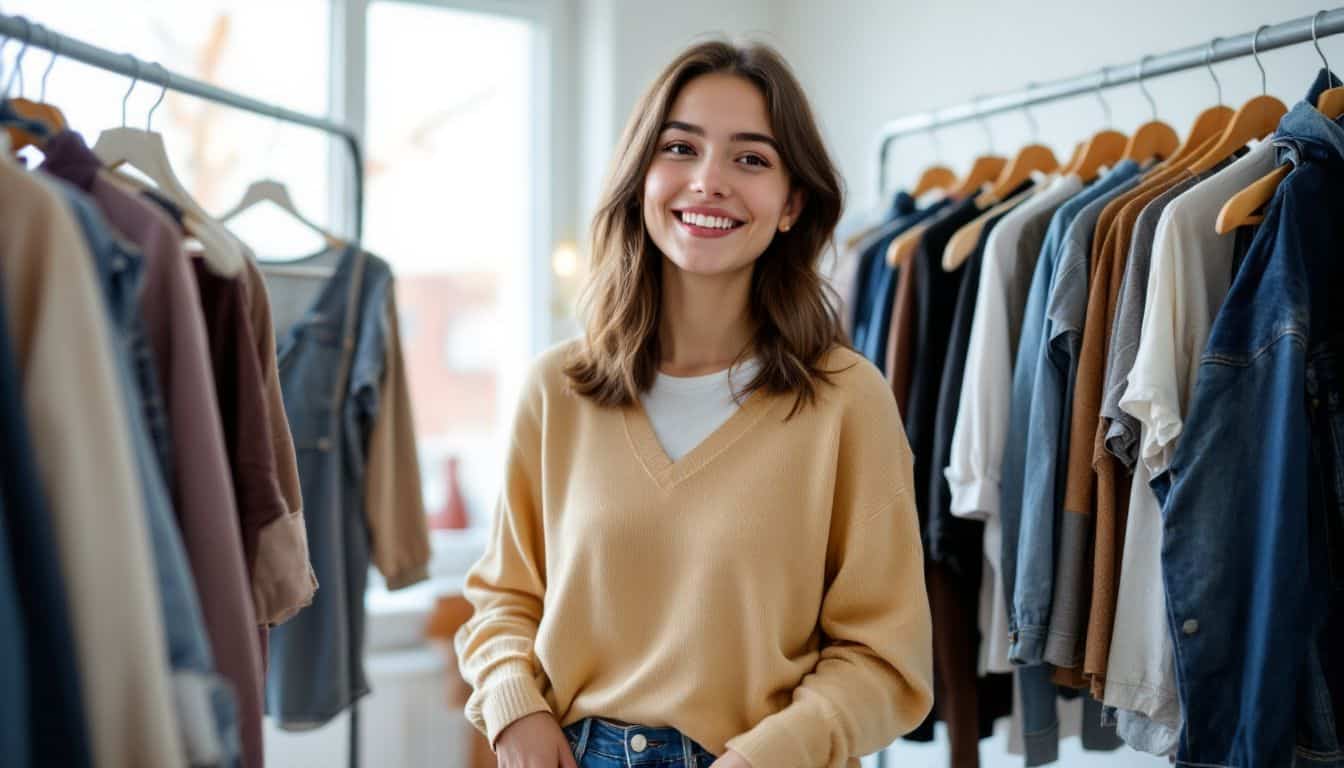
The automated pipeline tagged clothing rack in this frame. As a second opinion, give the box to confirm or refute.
[0,12,367,768]
[876,7,1344,198]
[0,12,365,241]
[872,8,1344,768]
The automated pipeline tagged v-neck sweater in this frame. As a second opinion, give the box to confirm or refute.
[455,341,933,767]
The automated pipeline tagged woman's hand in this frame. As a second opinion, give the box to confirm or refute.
[709,749,752,768]
[494,712,579,768]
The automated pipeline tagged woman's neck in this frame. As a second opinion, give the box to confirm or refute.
[657,258,755,377]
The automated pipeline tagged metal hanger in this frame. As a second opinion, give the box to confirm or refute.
[948,94,1007,197]
[1189,24,1287,174]
[1064,66,1128,181]
[911,118,956,198]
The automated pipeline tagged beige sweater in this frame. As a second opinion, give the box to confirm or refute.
[455,341,933,768]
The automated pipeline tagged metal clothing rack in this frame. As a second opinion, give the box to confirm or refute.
[0,12,364,241]
[871,8,1344,768]
[0,12,368,768]
[876,7,1344,198]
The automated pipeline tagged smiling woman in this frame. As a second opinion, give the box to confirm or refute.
[454,39,935,768]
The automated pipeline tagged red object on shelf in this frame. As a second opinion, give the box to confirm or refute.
[430,455,469,530]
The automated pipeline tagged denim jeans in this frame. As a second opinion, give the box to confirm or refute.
[563,718,717,768]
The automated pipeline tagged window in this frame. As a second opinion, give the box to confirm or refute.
[5,0,334,252]
[363,1,537,552]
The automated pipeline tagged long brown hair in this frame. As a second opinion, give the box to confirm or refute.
[564,39,847,417]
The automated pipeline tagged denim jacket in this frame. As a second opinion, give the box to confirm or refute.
[264,245,429,727]
[1160,70,1344,768]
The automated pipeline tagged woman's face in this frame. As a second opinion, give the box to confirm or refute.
[642,73,803,279]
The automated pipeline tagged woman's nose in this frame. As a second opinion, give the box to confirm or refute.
[688,157,730,198]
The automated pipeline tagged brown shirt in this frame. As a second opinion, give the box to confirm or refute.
[239,254,317,625]
[885,256,919,414]
[195,258,318,627]
[1062,165,1191,695]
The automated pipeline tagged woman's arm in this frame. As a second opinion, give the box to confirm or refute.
[453,370,553,746]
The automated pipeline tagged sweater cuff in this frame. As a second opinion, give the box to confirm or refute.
[479,674,552,747]
[947,471,997,520]
[384,562,430,591]
[724,699,832,768]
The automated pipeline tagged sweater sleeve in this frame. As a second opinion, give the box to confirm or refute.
[726,366,934,768]
[453,363,552,745]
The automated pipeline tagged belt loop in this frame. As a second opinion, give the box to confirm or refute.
[680,732,694,767]
[576,718,593,759]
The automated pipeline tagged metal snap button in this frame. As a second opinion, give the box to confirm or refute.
[316,437,332,451]
[1182,619,1199,636]
[630,734,647,752]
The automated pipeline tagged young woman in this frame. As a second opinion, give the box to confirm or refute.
[455,40,933,768]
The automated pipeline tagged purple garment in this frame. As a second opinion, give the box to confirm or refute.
[41,131,266,768]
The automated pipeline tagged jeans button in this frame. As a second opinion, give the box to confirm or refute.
[630,734,647,753]
[1182,619,1199,636]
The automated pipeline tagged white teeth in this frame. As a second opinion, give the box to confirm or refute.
[680,211,739,230]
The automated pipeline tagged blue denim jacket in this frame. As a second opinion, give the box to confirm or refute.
[53,183,240,766]
[1002,163,1139,665]
[1160,70,1344,768]
[264,245,400,726]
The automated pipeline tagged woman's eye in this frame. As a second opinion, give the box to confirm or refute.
[664,142,694,156]
[739,154,770,168]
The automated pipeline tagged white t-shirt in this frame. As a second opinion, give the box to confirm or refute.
[640,359,760,462]
[1105,141,1277,750]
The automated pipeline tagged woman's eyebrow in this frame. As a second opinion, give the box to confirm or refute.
[662,121,780,153]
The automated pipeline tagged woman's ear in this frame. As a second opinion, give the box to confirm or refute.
[779,188,806,233]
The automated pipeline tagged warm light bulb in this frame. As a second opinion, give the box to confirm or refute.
[552,241,579,277]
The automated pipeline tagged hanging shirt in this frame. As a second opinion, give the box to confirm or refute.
[640,360,760,462]
[1110,141,1277,754]
[263,245,430,728]
[1035,166,1143,673]
[0,157,185,768]
[39,131,267,768]
[943,175,1075,675]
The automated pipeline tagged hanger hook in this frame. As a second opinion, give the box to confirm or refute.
[147,64,169,131]
[927,118,944,163]
[38,25,58,104]
[1094,67,1113,127]
[3,16,33,98]
[1138,55,1159,121]
[1023,82,1040,141]
[1205,37,1224,107]
[1251,24,1269,96]
[122,54,141,129]
[974,94,994,153]
[1313,11,1334,86]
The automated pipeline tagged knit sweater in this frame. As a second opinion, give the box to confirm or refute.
[454,341,934,767]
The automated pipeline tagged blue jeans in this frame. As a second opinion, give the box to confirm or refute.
[563,718,717,768]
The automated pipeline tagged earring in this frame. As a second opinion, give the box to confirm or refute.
[780,219,791,232]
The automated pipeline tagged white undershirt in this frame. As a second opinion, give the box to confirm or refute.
[640,359,760,461]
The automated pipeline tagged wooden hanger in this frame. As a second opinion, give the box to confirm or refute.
[944,184,1035,271]
[1215,22,1344,235]
[219,178,345,248]
[976,143,1057,206]
[948,154,1007,198]
[885,222,929,267]
[1167,40,1235,167]
[1121,56,1180,164]
[1189,26,1287,175]
[93,62,244,276]
[912,165,956,198]
[1061,69,1129,181]
[1,25,65,151]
